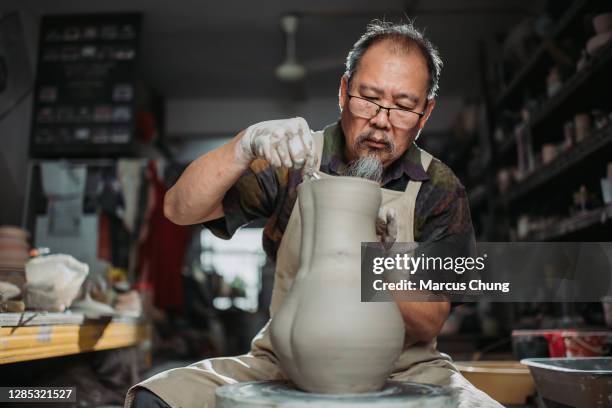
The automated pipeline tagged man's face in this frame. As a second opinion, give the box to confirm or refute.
[339,40,435,168]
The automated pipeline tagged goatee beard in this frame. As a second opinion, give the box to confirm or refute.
[344,155,383,184]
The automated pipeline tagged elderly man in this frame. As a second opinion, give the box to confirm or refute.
[126,21,502,408]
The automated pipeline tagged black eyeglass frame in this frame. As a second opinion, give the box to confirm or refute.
[347,93,426,119]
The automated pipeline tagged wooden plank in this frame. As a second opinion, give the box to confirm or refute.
[0,312,142,327]
[0,322,151,364]
[522,205,612,241]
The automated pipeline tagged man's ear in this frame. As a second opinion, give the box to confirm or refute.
[338,75,349,112]
[417,99,436,131]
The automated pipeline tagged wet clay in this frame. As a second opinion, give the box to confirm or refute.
[270,176,405,393]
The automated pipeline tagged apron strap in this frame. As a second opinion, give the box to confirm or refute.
[403,147,433,195]
[312,130,325,171]
[420,148,434,172]
[402,147,433,242]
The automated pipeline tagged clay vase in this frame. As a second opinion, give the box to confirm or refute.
[270,177,405,394]
[270,179,316,381]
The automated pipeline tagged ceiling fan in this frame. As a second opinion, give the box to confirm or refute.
[275,14,345,84]
[275,15,306,82]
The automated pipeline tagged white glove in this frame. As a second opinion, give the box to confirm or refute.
[376,207,398,245]
[235,117,316,169]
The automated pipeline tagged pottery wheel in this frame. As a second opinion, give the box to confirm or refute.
[215,380,456,407]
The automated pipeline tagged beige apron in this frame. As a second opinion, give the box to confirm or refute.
[125,131,502,408]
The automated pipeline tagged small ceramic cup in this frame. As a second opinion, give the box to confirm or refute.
[586,31,612,56]
[541,144,557,164]
[574,113,591,142]
[593,12,612,34]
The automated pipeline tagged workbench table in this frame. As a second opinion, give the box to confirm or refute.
[0,312,151,365]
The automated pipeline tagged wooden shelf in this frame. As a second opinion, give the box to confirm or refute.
[0,312,143,327]
[521,205,612,241]
[502,125,612,204]
[495,47,547,110]
[0,313,151,365]
[494,0,589,110]
[493,40,612,161]
[529,42,612,130]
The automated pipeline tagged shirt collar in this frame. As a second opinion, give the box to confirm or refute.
[320,121,430,184]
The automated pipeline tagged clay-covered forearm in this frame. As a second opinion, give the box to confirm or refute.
[164,132,248,225]
[396,300,450,344]
[165,117,315,226]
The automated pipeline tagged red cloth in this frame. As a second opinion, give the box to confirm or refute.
[97,212,112,262]
[137,110,158,143]
[137,160,190,310]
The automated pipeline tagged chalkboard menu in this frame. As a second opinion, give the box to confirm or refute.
[30,13,141,157]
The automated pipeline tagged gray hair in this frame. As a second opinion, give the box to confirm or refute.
[344,20,443,100]
[344,156,383,183]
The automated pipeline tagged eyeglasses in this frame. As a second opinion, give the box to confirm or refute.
[347,94,425,129]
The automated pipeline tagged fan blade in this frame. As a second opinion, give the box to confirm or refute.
[303,55,344,74]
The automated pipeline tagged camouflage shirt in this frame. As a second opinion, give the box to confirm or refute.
[205,121,475,261]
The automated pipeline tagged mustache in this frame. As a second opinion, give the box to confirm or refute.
[354,130,395,154]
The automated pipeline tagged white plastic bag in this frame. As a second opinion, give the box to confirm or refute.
[25,254,89,311]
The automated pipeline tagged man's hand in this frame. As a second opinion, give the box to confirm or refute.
[376,206,398,245]
[235,117,317,169]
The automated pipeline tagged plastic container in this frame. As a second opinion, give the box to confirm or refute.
[512,332,550,359]
[513,329,612,358]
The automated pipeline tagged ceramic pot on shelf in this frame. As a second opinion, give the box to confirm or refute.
[270,176,405,394]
